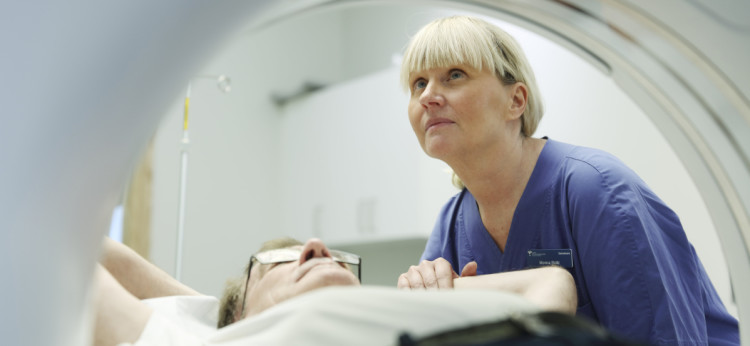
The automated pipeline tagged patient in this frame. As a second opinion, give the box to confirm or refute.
[217,237,576,328]
[95,236,632,345]
[217,237,361,326]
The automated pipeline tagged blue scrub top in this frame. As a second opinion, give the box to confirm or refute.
[421,139,739,345]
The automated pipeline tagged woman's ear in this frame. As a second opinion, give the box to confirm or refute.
[507,82,528,120]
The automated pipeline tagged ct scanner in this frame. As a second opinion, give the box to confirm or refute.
[1,0,748,345]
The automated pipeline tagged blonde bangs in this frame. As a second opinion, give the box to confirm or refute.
[401,17,497,90]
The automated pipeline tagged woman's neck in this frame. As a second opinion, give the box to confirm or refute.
[451,136,545,250]
[455,137,544,206]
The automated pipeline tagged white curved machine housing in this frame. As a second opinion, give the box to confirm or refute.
[0,1,748,345]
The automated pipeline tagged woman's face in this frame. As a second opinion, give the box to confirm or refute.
[241,238,359,318]
[407,64,516,162]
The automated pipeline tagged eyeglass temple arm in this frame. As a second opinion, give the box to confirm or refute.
[239,259,253,319]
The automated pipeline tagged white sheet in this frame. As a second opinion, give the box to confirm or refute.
[129,286,541,346]
[212,286,539,345]
[128,295,218,346]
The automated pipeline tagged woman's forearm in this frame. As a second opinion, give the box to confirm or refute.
[99,237,201,299]
[453,266,577,314]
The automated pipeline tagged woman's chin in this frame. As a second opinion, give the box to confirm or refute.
[425,145,453,161]
[424,134,458,155]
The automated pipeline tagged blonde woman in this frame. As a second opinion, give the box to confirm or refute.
[396,15,738,346]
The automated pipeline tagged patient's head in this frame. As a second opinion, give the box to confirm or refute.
[218,237,361,328]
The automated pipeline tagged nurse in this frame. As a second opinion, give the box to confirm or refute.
[396,15,739,346]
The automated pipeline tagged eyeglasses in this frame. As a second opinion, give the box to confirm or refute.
[239,247,361,317]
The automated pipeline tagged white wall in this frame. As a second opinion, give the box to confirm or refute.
[148,4,735,317]
[149,4,448,297]
[278,68,456,243]
[150,9,347,296]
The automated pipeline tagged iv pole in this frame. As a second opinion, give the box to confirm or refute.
[175,74,231,281]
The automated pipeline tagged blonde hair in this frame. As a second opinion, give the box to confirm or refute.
[401,15,544,189]
[217,237,304,328]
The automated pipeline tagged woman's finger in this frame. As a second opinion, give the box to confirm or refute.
[406,265,426,290]
[397,273,411,289]
[433,258,456,288]
[460,261,477,277]
[417,260,439,290]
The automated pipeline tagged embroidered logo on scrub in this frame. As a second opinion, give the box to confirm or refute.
[526,249,573,268]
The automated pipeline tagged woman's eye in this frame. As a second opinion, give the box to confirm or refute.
[413,79,427,90]
[449,70,464,80]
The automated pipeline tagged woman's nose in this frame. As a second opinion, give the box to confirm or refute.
[298,238,332,265]
[419,82,444,108]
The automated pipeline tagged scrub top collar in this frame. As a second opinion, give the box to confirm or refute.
[459,138,575,273]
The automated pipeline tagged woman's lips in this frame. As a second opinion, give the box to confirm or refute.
[425,118,453,132]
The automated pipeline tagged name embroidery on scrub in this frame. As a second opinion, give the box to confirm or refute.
[526,249,573,268]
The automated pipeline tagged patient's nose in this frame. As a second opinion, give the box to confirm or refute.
[299,238,332,265]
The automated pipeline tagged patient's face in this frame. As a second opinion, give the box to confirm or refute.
[242,238,360,318]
